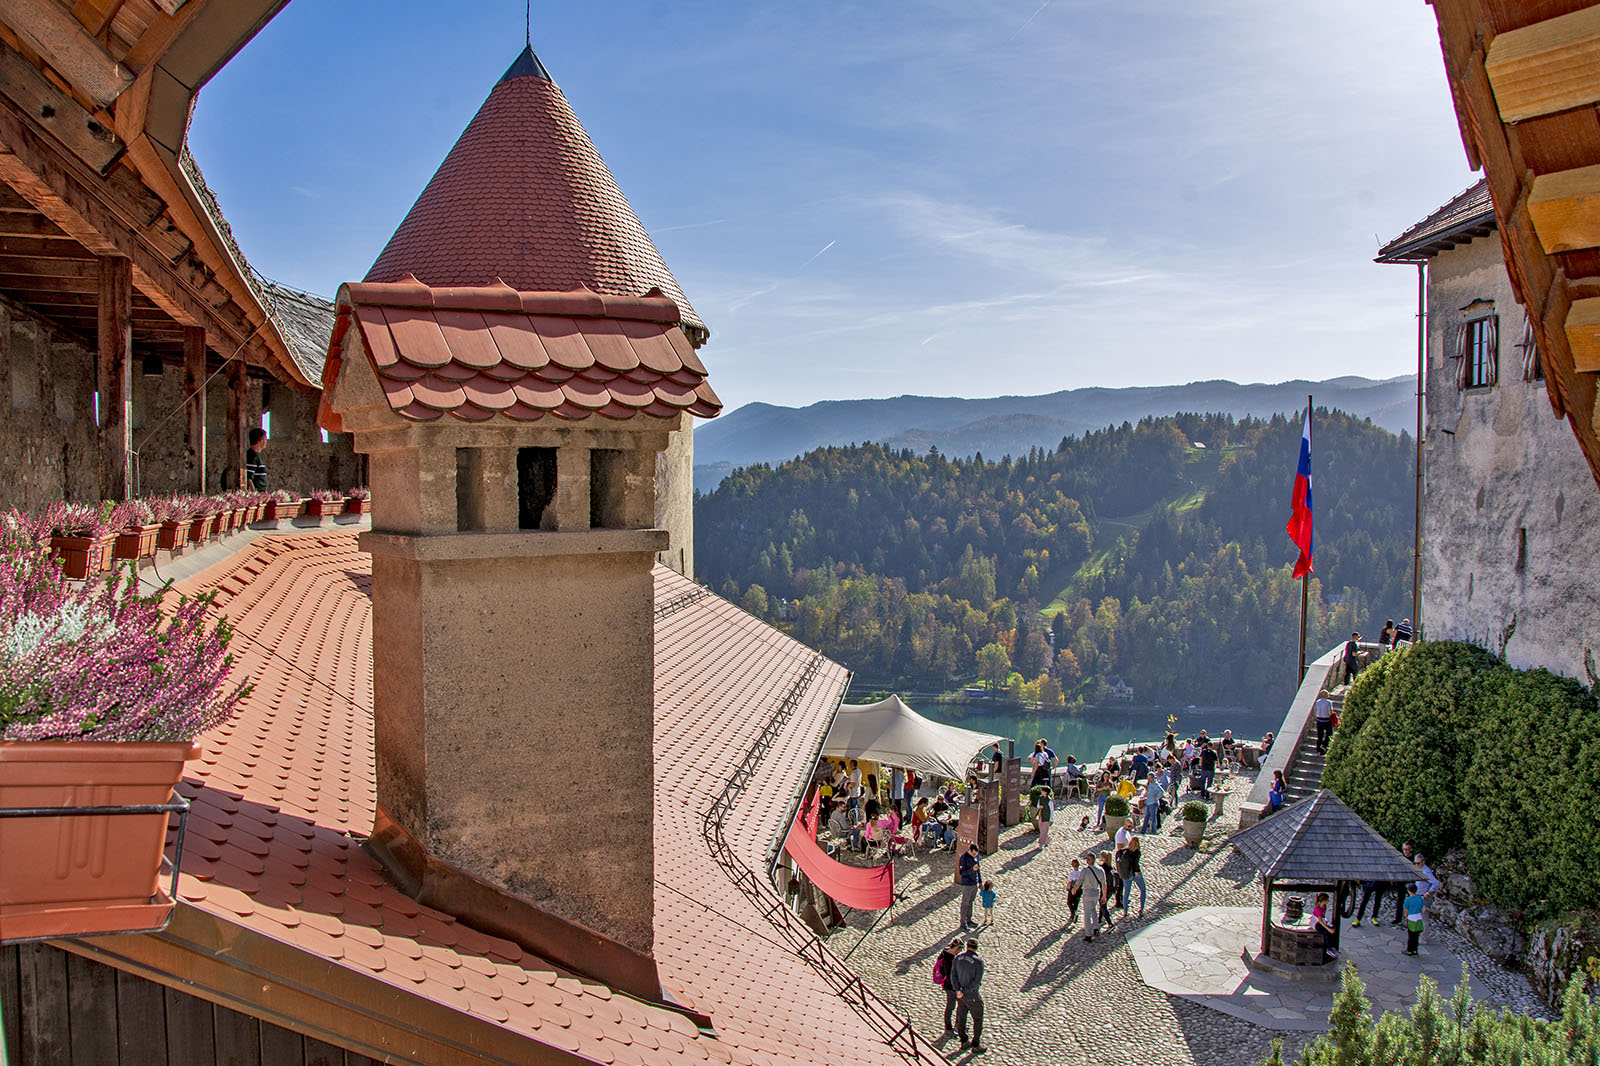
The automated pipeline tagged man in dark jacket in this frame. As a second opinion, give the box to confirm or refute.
[951,939,987,1053]
[958,844,982,930]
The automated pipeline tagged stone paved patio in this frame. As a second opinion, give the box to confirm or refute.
[1127,906,1489,1031]
[835,786,1545,1065]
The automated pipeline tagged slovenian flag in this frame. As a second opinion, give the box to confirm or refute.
[1285,407,1313,578]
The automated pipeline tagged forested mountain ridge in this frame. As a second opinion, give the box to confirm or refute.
[695,411,1413,713]
[693,375,1413,491]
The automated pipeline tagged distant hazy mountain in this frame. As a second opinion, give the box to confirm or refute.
[693,375,1413,493]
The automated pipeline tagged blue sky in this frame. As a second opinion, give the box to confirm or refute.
[190,1,1474,412]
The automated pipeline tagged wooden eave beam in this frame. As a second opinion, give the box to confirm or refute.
[1528,164,1600,252]
[0,96,259,358]
[1430,0,1600,488]
[53,905,582,1066]
[0,0,133,108]
[1484,5,1600,123]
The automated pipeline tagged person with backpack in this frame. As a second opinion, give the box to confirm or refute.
[950,939,987,1054]
[934,938,962,1034]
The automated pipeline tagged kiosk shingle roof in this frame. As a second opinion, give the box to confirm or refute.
[1230,790,1421,883]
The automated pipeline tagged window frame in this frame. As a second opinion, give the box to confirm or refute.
[1461,314,1498,391]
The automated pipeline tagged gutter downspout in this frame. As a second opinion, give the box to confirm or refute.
[1414,261,1426,636]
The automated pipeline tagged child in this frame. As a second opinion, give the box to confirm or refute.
[1312,892,1338,960]
[1403,881,1424,956]
[979,880,997,926]
[1066,859,1083,926]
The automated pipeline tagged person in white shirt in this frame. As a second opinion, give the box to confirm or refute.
[1115,822,1134,857]
[1314,694,1334,753]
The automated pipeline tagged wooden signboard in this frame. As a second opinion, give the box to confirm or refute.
[999,757,1023,825]
[956,780,1001,861]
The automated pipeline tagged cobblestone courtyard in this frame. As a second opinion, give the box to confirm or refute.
[837,790,1546,1065]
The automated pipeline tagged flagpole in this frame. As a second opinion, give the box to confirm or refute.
[1298,395,1311,683]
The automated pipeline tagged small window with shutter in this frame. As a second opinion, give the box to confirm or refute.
[1452,314,1498,390]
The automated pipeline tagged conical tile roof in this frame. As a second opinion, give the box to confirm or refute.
[366,46,705,337]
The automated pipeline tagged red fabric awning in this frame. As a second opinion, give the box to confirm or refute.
[782,792,895,911]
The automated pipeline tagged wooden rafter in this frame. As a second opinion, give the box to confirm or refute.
[0,0,131,108]
[0,95,262,358]
[0,38,122,172]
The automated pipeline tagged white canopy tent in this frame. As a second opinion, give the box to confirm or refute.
[821,695,1006,782]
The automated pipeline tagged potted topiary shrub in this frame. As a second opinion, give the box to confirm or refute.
[0,523,249,939]
[305,489,345,521]
[45,502,117,580]
[151,496,195,552]
[344,487,370,516]
[1103,794,1131,839]
[1182,800,1209,846]
[112,500,160,563]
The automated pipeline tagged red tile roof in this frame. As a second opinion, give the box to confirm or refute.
[324,277,720,425]
[162,534,909,1066]
[365,47,705,337]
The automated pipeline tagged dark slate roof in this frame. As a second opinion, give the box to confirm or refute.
[500,44,551,82]
[1375,179,1496,263]
[256,277,335,380]
[1230,790,1420,883]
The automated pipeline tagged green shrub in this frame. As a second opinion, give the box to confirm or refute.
[1325,640,1600,920]
[1182,800,1209,821]
[1465,667,1600,919]
[1104,795,1130,818]
[1322,641,1500,860]
[1262,964,1599,1066]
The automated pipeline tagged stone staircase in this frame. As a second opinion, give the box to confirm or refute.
[1282,688,1342,804]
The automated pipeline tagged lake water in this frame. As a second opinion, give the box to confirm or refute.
[907,700,1285,765]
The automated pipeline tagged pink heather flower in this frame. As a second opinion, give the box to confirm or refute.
[0,518,249,742]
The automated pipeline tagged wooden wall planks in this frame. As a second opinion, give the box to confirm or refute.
[0,943,371,1066]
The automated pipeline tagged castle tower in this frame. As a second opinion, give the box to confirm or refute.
[366,46,706,575]
[320,48,720,996]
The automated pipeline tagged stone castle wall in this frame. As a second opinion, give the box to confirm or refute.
[0,297,359,510]
[1422,235,1600,681]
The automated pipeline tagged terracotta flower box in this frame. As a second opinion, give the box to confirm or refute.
[189,514,216,542]
[344,497,369,516]
[156,520,190,552]
[263,498,300,522]
[48,534,115,580]
[113,524,161,562]
[306,497,346,518]
[0,741,197,940]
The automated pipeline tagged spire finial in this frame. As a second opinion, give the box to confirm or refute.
[525,0,531,47]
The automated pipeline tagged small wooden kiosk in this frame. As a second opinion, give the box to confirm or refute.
[1229,790,1420,966]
